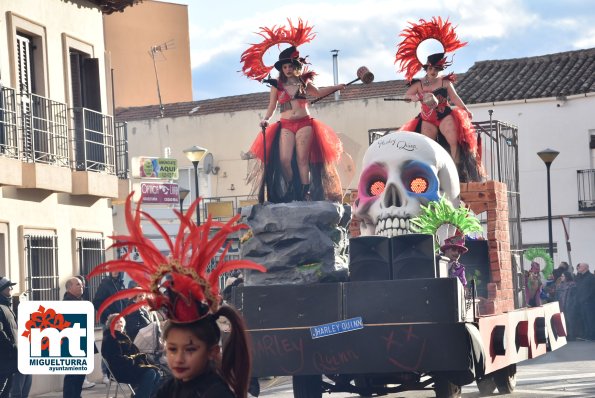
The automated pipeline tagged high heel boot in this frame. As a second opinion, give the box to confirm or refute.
[301,184,311,201]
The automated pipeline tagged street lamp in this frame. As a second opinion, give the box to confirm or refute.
[183,145,208,225]
[537,148,560,259]
[178,187,190,214]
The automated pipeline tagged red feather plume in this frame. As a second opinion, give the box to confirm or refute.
[395,17,467,81]
[240,18,316,81]
[89,192,266,332]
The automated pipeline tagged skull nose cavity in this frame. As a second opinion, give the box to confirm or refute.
[383,183,402,208]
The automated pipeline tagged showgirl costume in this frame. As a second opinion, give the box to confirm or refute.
[395,17,484,182]
[241,19,343,203]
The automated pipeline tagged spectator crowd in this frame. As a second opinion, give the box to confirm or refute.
[534,261,595,341]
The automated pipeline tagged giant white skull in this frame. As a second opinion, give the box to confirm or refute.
[354,132,460,237]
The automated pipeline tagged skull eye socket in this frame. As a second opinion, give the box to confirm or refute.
[409,177,429,194]
[368,178,386,197]
[401,160,439,200]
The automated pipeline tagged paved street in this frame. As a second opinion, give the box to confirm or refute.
[31,341,595,397]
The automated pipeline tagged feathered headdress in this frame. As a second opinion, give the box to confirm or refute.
[240,18,316,82]
[395,17,467,81]
[89,193,266,335]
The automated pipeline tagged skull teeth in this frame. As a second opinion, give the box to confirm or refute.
[375,217,411,237]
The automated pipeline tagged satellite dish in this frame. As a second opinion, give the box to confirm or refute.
[202,153,214,174]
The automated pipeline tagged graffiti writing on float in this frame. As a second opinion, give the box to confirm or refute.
[313,349,360,373]
[383,325,427,371]
[252,325,429,374]
[253,334,305,374]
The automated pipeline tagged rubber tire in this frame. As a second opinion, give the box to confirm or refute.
[434,376,462,398]
[476,376,497,396]
[292,375,323,398]
[494,364,517,394]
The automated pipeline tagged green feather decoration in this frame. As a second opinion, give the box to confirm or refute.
[410,195,483,250]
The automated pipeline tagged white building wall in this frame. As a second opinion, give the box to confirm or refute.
[0,0,108,109]
[0,1,115,392]
[123,92,595,270]
[124,97,415,199]
[466,94,595,269]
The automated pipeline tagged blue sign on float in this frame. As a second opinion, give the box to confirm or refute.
[310,317,364,339]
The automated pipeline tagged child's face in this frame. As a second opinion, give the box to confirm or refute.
[165,328,219,382]
[445,247,462,261]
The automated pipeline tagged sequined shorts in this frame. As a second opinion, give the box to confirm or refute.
[280,116,313,134]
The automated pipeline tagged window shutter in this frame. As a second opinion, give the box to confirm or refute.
[70,52,83,108]
[16,34,32,94]
[83,58,101,112]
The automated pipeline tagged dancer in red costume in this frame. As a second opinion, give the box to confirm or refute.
[241,19,344,203]
[395,17,484,182]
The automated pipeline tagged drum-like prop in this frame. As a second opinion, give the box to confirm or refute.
[356,66,374,84]
[311,66,375,104]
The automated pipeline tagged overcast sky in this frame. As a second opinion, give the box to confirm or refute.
[168,0,595,100]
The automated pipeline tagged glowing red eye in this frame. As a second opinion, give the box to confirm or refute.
[409,177,428,194]
[368,179,386,196]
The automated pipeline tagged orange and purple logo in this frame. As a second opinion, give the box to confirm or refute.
[18,301,94,374]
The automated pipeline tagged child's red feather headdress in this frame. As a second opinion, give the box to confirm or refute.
[240,18,316,82]
[395,17,467,82]
[89,192,266,334]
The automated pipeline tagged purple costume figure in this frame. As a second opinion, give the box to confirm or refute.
[440,234,468,287]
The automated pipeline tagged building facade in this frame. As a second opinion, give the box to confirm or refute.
[0,0,134,393]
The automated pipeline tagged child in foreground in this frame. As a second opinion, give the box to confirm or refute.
[155,306,251,398]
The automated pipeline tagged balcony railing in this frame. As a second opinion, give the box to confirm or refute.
[115,121,129,179]
[72,107,115,174]
[2,83,130,186]
[18,93,70,167]
[577,169,595,211]
[0,85,19,159]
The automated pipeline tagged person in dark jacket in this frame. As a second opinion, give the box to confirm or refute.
[556,271,578,340]
[124,293,152,342]
[62,277,87,398]
[92,272,128,325]
[101,314,160,398]
[575,263,595,340]
[0,277,18,398]
[93,272,128,384]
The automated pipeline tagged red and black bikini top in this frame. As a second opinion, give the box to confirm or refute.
[264,74,314,104]
[277,80,308,104]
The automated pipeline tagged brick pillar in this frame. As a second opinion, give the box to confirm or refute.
[460,181,515,315]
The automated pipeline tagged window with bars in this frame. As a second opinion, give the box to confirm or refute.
[25,234,59,300]
[77,237,105,303]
